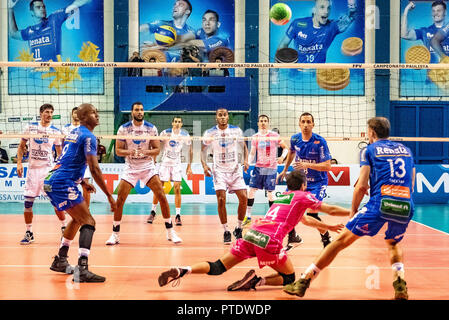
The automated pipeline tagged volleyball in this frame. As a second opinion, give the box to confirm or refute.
[270,3,292,26]
[154,25,177,46]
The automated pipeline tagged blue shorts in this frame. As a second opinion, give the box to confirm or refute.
[307,184,327,201]
[345,201,413,243]
[44,181,84,211]
[249,167,277,191]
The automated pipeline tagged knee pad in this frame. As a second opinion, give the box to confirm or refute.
[307,212,321,221]
[24,198,35,211]
[207,259,227,275]
[279,272,295,285]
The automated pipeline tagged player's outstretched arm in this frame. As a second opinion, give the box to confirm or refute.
[86,154,116,212]
[66,0,91,13]
[300,215,345,233]
[318,202,351,216]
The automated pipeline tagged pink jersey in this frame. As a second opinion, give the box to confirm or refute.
[246,190,322,251]
[251,130,281,169]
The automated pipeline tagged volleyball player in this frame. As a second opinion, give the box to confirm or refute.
[201,108,249,245]
[45,103,116,282]
[18,103,67,245]
[148,116,193,226]
[277,0,356,63]
[105,102,182,245]
[8,0,91,62]
[284,117,415,300]
[158,170,349,291]
[278,112,333,250]
[243,115,289,226]
[62,106,94,206]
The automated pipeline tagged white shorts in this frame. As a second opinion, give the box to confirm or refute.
[158,163,182,182]
[24,166,52,198]
[120,168,158,187]
[84,167,91,180]
[212,169,247,193]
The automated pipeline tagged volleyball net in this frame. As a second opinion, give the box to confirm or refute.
[1,60,449,150]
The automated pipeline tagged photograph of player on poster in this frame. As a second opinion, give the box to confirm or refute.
[138,0,235,65]
[8,0,104,94]
[269,0,365,96]
[400,0,449,97]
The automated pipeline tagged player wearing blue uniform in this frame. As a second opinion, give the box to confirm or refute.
[45,103,116,283]
[278,113,333,250]
[277,0,356,63]
[284,117,415,300]
[402,1,449,63]
[8,0,90,62]
[139,0,195,62]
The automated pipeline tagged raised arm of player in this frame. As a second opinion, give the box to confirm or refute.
[351,165,370,218]
[86,153,116,212]
[401,1,417,40]
[8,0,21,40]
[66,0,91,14]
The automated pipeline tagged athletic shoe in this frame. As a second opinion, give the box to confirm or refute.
[147,210,156,224]
[50,255,74,274]
[105,233,120,245]
[242,216,252,227]
[320,232,332,248]
[227,269,261,291]
[158,267,182,287]
[233,227,243,239]
[393,277,409,300]
[167,228,182,244]
[284,230,303,251]
[223,231,232,245]
[73,257,105,283]
[283,278,311,297]
[175,214,182,226]
[20,231,34,245]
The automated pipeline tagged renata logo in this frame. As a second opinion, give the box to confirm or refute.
[327,167,350,186]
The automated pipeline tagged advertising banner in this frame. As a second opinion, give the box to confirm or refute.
[8,0,105,94]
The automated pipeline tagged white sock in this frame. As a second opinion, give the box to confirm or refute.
[175,207,181,216]
[237,220,243,229]
[78,248,90,258]
[222,224,229,232]
[60,237,72,248]
[113,221,121,227]
[152,204,157,211]
[246,207,252,218]
[392,262,405,279]
[60,218,67,227]
[26,224,32,232]
[302,263,321,281]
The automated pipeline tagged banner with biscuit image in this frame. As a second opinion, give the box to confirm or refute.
[269,0,365,95]
[8,0,104,94]
[139,0,235,68]
[400,0,449,96]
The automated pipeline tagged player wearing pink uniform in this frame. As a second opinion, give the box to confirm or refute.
[18,103,67,244]
[105,102,181,245]
[244,115,289,226]
[158,170,349,291]
[201,108,249,244]
[149,116,193,226]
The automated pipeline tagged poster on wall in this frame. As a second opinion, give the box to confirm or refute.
[400,0,449,97]
[269,0,365,95]
[138,0,235,75]
[8,0,104,94]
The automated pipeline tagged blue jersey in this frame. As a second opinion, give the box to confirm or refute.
[20,8,71,62]
[285,16,352,63]
[147,19,195,62]
[416,24,449,63]
[290,132,332,187]
[195,29,230,53]
[47,125,97,185]
[360,140,415,203]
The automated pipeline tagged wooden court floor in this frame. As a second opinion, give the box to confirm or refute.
[0,212,448,300]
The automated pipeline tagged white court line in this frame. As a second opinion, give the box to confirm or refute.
[411,220,449,236]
